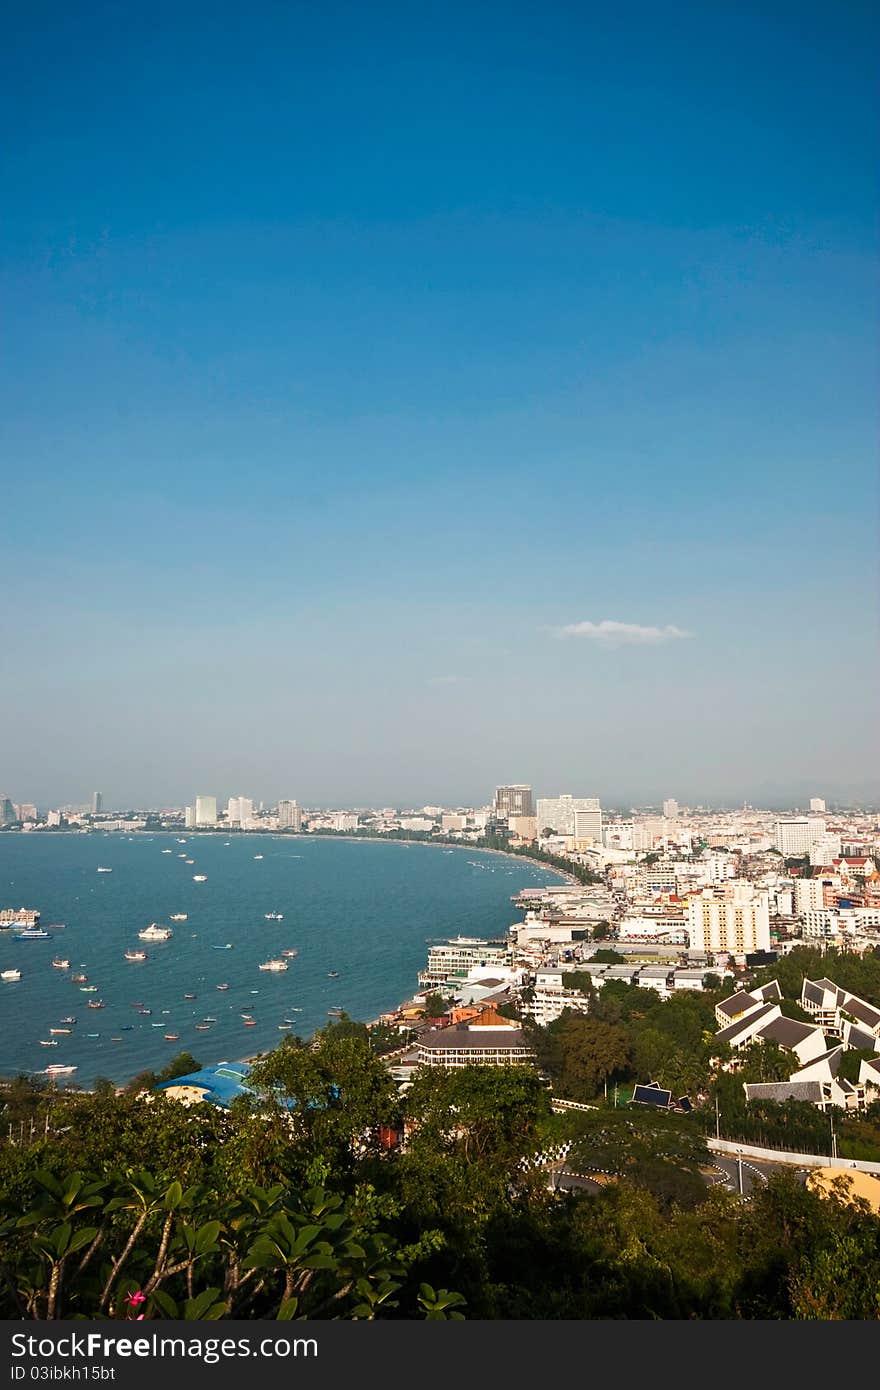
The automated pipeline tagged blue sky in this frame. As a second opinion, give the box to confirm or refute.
[2,0,877,808]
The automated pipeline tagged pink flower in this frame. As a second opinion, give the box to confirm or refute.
[124,1291,147,1307]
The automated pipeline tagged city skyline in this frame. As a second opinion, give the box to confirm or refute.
[2,1,877,810]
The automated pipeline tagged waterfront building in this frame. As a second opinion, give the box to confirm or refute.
[14,803,37,822]
[278,799,302,831]
[91,792,103,815]
[0,796,15,825]
[494,785,533,819]
[416,1007,534,1069]
[184,806,196,829]
[536,794,600,837]
[226,796,254,824]
[687,883,771,958]
[507,815,537,841]
[418,937,511,991]
[195,795,217,826]
[331,812,358,832]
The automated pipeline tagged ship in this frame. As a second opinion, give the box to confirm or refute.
[193,875,207,882]
[44,1064,78,1076]
[254,855,264,860]
[13,927,51,940]
[243,1019,257,1026]
[59,1016,77,1024]
[185,859,195,865]
[138,924,172,941]
[212,943,233,950]
[216,983,229,991]
[50,1027,72,1035]
[1,968,22,981]
[169,914,188,921]
[264,912,283,920]
[281,949,298,958]
[80,985,98,992]
[87,1000,105,1009]
[164,1033,180,1041]
[96,867,113,873]
[52,958,70,969]
[71,973,88,983]
[183,992,197,999]
[327,970,340,979]
[259,959,288,972]
[194,1022,211,1030]
[124,949,147,961]
[39,1039,59,1046]
[161,849,173,854]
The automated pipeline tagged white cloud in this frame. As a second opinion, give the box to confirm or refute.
[556,620,692,645]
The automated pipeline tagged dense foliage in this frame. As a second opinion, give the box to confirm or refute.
[3,1013,880,1320]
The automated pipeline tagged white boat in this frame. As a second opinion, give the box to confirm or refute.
[1,968,22,981]
[161,849,173,854]
[264,912,283,920]
[169,914,188,921]
[97,867,112,873]
[124,949,148,961]
[52,958,70,969]
[254,855,264,860]
[39,1039,59,1047]
[138,924,173,941]
[259,959,288,972]
[44,1064,77,1075]
[281,948,298,958]
[185,859,194,865]
[49,1027,72,1035]
[177,839,187,843]
[193,875,207,883]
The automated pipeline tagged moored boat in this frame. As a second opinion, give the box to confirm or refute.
[1,968,22,981]
[138,924,172,941]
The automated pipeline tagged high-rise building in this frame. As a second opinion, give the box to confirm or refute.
[572,805,603,843]
[91,792,103,815]
[687,884,771,958]
[0,796,15,825]
[15,803,37,822]
[663,798,679,820]
[536,794,600,837]
[195,795,217,827]
[184,806,196,829]
[775,817,825,857]
[810,798,826,814]
[494,785,533,819]
[278,800,302,831]
[226,796,254,824]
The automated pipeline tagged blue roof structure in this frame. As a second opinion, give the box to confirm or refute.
[155,1061,255,1107]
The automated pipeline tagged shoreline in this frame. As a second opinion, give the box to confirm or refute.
[302,834,583,887]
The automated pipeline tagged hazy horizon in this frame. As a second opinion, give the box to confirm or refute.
[3,2,878,811]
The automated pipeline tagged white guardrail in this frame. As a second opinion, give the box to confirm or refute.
[708,1138,880,1175]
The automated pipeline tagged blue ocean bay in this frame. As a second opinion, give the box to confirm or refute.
[0,833,564,1086]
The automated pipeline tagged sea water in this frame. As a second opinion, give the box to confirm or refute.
[0,833,566,1085]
